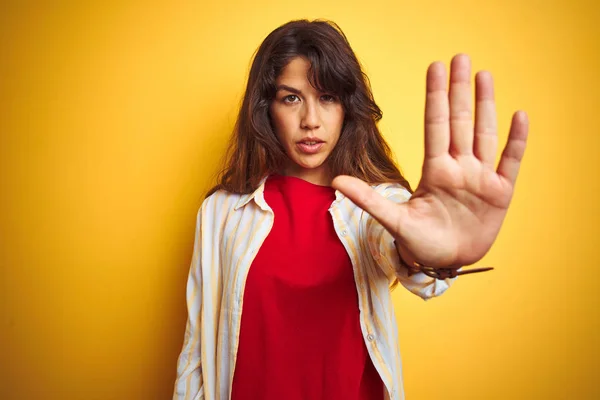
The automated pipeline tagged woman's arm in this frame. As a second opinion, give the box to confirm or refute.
[366,185,456,300]
[173,206,205,400]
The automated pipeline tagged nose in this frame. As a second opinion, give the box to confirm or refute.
[300,100,321,130]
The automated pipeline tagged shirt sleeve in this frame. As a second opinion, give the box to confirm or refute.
[173,204,205,400]
[366,184,457,300]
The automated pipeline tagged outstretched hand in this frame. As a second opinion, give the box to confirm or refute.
[332,54,529,268]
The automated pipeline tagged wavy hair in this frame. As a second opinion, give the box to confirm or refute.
[207,19,411,197]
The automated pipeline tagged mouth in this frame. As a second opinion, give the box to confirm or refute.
[296,138,325,154]
[297,137,324,145]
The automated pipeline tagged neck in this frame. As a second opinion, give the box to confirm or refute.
[281,164,332,186]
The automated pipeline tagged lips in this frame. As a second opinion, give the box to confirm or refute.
[296,138,325,154]
[297,137,324,145]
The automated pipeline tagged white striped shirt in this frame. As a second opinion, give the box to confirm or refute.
[173,176,455,400]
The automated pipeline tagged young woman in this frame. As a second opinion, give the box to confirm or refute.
[173,19,529,400]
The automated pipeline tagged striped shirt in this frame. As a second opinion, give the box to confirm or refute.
[173,176,455,400]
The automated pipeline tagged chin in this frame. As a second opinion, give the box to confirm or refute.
[295,157,327,170]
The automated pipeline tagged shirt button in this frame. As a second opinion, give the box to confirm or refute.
[341,230,347,236]
[367,334,375,342]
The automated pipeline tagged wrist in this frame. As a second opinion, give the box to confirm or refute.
[393,240,494,279]
[394,241,420,276]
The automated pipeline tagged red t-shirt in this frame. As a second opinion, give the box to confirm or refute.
[231,174,383,400]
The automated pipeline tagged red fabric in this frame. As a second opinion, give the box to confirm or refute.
[231,175,383,400]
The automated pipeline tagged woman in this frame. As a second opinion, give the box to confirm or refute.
[173,19,528,400]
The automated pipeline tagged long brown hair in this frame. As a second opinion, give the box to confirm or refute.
[207,19,411,197]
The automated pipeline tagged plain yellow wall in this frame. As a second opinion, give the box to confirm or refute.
[1,1,598,399]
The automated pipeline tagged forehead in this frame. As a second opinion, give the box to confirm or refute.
[276,57,312,86]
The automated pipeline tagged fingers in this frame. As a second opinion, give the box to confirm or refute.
[474,71,498,167]
[426,55,504,167]
[449,54,473,156]
[497,111,529,184]
[424,62,450,158]
[331,175,403,236]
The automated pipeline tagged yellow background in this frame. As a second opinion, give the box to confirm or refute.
[1,1,598,399]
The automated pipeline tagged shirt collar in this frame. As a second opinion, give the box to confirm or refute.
[334,188,345,203]
[233,175,269,211]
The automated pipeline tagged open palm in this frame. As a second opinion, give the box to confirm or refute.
[332,54,529,268]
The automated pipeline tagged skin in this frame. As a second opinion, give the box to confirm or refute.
[269,57,345,186]
[332,54,529,269]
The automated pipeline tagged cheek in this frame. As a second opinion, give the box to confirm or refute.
[270,108,296,143]
[326,108,345,137]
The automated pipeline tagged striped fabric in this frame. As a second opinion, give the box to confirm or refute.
[173,176,455,400]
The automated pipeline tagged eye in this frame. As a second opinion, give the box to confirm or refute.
[320,94,337,103]
[283,94,300,104]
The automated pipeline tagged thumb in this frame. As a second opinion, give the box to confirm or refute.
[331,175,403,237]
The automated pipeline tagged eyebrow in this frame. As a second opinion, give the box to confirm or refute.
[275,84,302,95]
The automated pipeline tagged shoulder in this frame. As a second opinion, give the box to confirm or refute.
[371,182,412,203]
[198,189,243,218]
